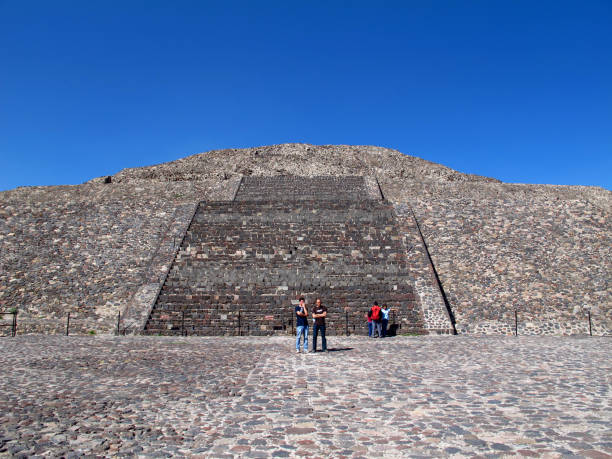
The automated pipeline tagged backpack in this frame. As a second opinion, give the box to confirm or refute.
[371,306,381,321]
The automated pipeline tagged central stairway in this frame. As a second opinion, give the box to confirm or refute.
[144,176,426,335]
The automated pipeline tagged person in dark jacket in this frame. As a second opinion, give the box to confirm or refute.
[311,298,328,352]
[295,297,309,353]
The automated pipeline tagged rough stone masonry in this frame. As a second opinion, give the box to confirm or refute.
[143,176,451,336]
[0,144,610,335]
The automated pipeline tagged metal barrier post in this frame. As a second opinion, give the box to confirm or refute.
[588,311,592,336]
[345,311,349,336]
[66,312,70,336]
[117,312,121,335]
[181,311,185,336]
[11,311,17,337]
[515,310,518,336]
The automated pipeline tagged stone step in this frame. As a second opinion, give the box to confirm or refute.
[144,176,427,335]
[234,176,373,201]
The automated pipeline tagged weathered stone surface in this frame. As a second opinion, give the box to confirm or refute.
[0,182,224,335]
[88,144,498,185]
[395,206,454,333]
[0,335,610,457]
[386,181,611,335]
[144,176,442,335]
[0,144,609,335]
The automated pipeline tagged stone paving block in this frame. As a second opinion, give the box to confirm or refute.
[0,335,610,457]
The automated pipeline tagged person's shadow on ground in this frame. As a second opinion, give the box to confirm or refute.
[324,347,353,352]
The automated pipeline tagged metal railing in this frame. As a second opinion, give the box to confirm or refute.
[0,309,17,337]
[512,309,596,337]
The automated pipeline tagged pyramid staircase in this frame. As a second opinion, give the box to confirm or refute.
[144,176,426,335]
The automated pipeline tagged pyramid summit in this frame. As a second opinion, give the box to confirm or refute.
[1,144,610,336]
[88,143,499,184]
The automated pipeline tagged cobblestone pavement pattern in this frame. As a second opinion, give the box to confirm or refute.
[1,336,610,458]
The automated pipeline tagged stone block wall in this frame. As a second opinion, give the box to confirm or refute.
[0,180,231,335]
[234,175,377,201]
[2,152,608,338]
[144,177,431,335]
[383,180,611,335]
[394,205,455,334]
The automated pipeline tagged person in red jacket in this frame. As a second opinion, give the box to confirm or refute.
[369,301,382,338]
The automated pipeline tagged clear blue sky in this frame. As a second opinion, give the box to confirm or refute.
[1,0,611,191]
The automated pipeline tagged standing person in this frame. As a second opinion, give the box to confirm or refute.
[366,309,373,337]
[370,301,382,338]
[295,297,309,353]
[381,304,390,338]
[311,298,328,352]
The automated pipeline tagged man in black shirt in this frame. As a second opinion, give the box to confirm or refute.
[311,298,328,352]
[295,297,309,353]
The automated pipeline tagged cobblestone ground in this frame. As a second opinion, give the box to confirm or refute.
[0,335,610,458]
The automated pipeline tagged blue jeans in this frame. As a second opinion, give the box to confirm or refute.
[313,324,326,351]
[368,322,373,337]
[296,325,308,351]
[372,320,382,337]
[381,319,388,337]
